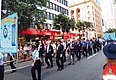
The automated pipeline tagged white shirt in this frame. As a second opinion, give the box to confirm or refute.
[0,53,3,65]
[62,42,66,50]
[32,50,40,60]
[47,44,50,53]
[52,44,56,53]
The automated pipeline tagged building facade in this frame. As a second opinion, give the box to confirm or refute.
[69,0,103,39]
[101,0,116,32]
[44,0,69,30]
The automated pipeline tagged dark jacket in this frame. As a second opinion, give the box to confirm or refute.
[56,44,64,58]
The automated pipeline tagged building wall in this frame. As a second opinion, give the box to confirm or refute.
[101,0,116,32]
[44,0,69,30]
[69,0,103,38]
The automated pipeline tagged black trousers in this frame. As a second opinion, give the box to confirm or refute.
[75,50,81,60]
[56,57,64,69]
[93,45,96,53]
[82,47,87,57]
[88,46,92,55]
[31,60,41,80]
[45,54,53,67]
[10,56,16,71]
[0,65,4,80]
[63,50,66,62]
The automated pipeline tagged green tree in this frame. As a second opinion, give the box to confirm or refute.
[76,20,84,32]
[105,28,116,33]
[83,21,93,29]
[68,18,76,32]
[1,0,48,32]
[53,13,75,33]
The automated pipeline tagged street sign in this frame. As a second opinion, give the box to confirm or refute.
[0,13,18,53]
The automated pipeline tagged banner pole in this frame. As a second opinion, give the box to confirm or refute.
[16,13,18,68]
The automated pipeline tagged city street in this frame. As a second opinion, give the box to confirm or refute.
[4,50,106,80]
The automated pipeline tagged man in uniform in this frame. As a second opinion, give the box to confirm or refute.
[0,52,7,80]
[31,45,41,80]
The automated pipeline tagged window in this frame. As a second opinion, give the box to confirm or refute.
[88,11,90,14]
[51,13,53,20]
[49,13,51,20]
[87,6,89,9]
[57,6,60,12]
[88,17,90,20]
[59,0,61,3]
[53,4,56,10]
[47,1,49,7]
[50,2,53,9]
[66,1,68,6]
[47,12,49,19]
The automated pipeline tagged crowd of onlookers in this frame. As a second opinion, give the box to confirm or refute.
[16,37,107,70]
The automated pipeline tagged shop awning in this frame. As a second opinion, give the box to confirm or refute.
[20,28,41,35]
[41,30,61,36]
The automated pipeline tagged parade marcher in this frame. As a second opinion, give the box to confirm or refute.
[38,41,44,66]
[98,37,103,50]
[102,38,106,46]
[31,45,41,80]
[95,39,99,52]
[45,41,53,69]
[9,53,17,73]
[67,40,75,65]
[78,39,82,60]
[61,39,66,62]
[102,43,116,80]
[82,38,88,57]
[74,39,81,61]
[56,40,64,71]
[0,52,7,80]
[87,39,93,56]
[52,41,57,60]
[92,38,96,53]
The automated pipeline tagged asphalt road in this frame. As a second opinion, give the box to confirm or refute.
[4,50,106,80]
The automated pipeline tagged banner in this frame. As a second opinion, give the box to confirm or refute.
[104,32,116,40]
[0,13,18,53]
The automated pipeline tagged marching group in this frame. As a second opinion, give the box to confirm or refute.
[0,37,106,80]
[29,37,105,80]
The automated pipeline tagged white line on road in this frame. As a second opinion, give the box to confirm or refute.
[5,65,31,72]
[87,53,99,59]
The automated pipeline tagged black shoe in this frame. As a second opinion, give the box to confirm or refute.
[50,66,53,68]
[11,70,17,73]
[57,68,60,71]
[60,68,64,71]
[72,63,75,65]
[46,66,49,69]
[68,63,71,65]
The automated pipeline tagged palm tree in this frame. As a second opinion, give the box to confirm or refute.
[83,21,93,30]
[76,20,84,32]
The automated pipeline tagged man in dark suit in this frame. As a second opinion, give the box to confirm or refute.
[74,39,81,61]
[38,41,44,66]
[56,40,64,71]
[45,41,53,69]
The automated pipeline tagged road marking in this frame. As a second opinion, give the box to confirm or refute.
[5,65,31,72]
[87,53,99,59]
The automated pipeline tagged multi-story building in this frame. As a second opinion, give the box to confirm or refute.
[44,0,69,30]
[69,0,103,39]
[101,0,116,32]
